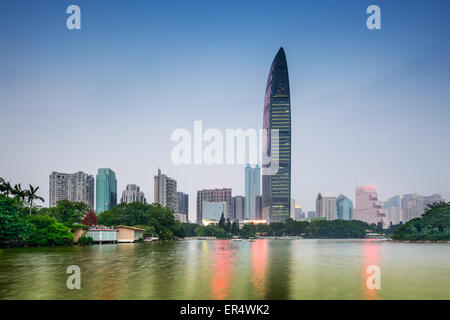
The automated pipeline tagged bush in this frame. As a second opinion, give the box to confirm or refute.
[78,236,94,245]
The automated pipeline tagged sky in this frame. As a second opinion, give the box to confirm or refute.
[1,0,449,221]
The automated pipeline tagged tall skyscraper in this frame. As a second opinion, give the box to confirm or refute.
[383,195,401,225]
[49,171,94,209]
[245,164,261,220]
[196,188,233,224]
[176,191,189,217]
[154,169,177,212]
[233,195,245,222]
[262,47,292,223]
[316,193,337,220]
[255,195,262,220]
[336,194,353,221]
[121,184,146,204]
[96,168,117,214]
[355,186,386,226]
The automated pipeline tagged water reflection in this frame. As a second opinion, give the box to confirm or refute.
[360,242,380,300]
[0,240,449,299]
[210,240,233,299]
[251,239,267,298]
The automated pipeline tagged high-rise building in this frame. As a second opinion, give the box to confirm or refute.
[154,169,177,213]
[96,168,117,214]
[255,195,262,220]
[294,204,304,220]
[121,184,146,204]
[401,193,443,222]
[290,199,295,220]
[49,171,94,209]
[196,188,232,224]
[383,195,401,225]
[176,192,189,216]
[262,47,292,223]
[355,186,386,226]
[316,193,337,220]
[245,164,261,220]
[336,194,353,221]
[233,196,245,222]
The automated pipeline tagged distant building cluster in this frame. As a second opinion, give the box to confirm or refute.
[47,48,444,229]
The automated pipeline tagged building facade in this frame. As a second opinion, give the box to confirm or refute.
[262,47,292,223]
[196,188,233,224]
[355,186,386,226]
[294,204,304,220]
[49,171,94,209]
[202,201,227,225]
[96,168,117,214]
[154,169,177,213]
[401,193,443,222]
[383,195,401,225]
[336,194,353,221]
[245,164,261,220]
[176,192,189,215]
[121,184,146,204]
[316,193,337,220]
[233,195,245,222]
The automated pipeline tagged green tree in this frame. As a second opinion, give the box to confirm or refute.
[218,213,225,229]
[26,215,73,246]
[24,184,44,215]
[194,224,231,238]
[48,200,90,226]
[392,202,450,241]
[0,194,30,242]
[231,220,239,235]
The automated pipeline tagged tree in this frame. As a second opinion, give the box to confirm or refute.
[218,213,225,229]
[0,178,13,197]
[0,194,30,242]
[392,202,450,241]
[25,184,44,215]
[49,200,90,226]
[194,224,231,238]
[231,220,239,235]
[26,215,73,246]
[81,210,97,227]
[225,218,231,233]
[11,184,26,201]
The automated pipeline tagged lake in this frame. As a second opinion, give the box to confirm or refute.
[0,239,449,299]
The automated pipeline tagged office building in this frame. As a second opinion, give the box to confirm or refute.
[262,47,292,223]
[96,168,117,214]
[355,186,386,226]
[233,195,245,222]
[202,201,227,225]
[383,195,401,225]
[121,184,146,204]
[336,194,353,221]
[245,164,261,220]
[316,193,337,220]
[196,188,232,224]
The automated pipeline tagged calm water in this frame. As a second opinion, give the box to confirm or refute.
[0,239,449,300]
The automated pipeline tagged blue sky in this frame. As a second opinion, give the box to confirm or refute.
[1,0,449,219]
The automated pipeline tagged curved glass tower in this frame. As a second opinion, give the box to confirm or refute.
[262,47,291,223]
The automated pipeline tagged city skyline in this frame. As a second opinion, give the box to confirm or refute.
[1,1,450,222]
